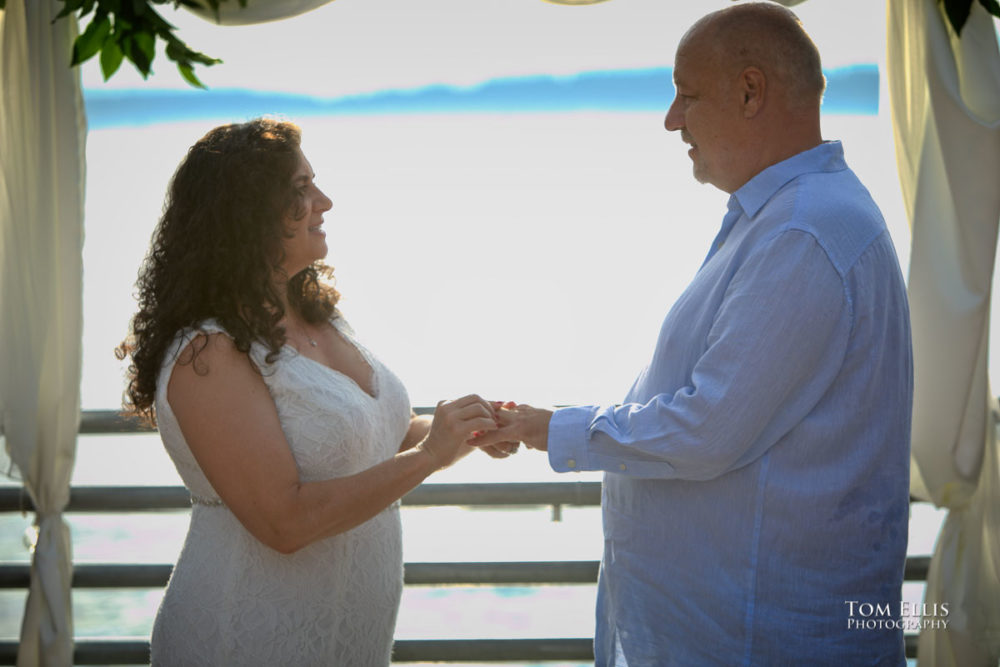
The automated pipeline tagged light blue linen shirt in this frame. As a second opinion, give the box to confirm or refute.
[548,141,912,666]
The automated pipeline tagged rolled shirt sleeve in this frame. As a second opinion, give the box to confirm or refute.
[549,228,851,481]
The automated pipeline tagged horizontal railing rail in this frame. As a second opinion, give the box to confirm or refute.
[0,481,602,513]
[0,560,605,589]
[0,557,932,590]
[0,411,927,663]
[0,637,599,665]
[77,408,436,434]
[0,634,921,664]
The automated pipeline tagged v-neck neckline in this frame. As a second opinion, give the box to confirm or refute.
[284,320,378,400]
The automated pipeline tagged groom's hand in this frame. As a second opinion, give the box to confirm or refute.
[471,403,553,452]
[471,401,520,459]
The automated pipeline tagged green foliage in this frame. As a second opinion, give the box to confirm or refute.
[0,0,247,87]
[940,0,1000,35]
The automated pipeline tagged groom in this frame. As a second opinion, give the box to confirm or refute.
[473,3,911,665]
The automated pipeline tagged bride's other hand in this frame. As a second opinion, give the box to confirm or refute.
[418,395,497,469]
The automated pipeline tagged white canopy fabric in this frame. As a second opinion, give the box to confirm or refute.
[887,0,1000,664]
[185,0,335,25]
[0,0,86,664]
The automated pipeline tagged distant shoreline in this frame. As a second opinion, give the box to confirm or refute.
[84,65,879,130]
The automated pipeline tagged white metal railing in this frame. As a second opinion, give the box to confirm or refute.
[0,410,924,664]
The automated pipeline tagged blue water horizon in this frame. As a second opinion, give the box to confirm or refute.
[84,64,878,129]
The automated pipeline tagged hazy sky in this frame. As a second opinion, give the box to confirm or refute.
[80,0,887,95]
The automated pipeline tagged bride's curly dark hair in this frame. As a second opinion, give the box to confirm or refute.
[116,118,339,425]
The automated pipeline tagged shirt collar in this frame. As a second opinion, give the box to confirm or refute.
[731,141,847,219]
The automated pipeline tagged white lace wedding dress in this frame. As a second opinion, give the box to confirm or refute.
[150,316,411,666]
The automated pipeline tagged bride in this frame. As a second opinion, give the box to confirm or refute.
[117,118,509,666]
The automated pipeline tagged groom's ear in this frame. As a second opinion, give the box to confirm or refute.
[739,67,766,119]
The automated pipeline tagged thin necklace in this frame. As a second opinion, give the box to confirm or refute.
[302,326,318,347]
[291,320,318,347]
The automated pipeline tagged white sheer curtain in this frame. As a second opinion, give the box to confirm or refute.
[887,0,1000,665]
[0,1,331,664]
[0,0,86,664]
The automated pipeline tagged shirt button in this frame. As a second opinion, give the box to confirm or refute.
[619,463,627,471]
[567,459,577,469]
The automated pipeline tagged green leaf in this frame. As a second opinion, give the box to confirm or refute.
[186,48,222,67]
[165,35,221,67]
[54,0,86,21]
[978,0,1000,18]
[71,12,111,66]
[177,62,206,89]
[164,39,188,62]
[941,0,974,35]
[99,37,125,80]
[146,8,177,33]
[80,0,97,17]
[122,29,156,75]
[133,30,155,65]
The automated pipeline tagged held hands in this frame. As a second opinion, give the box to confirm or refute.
[416,396,555,470]
[471,402,553,455]
[474,401,521,460]
[417,395,499,470]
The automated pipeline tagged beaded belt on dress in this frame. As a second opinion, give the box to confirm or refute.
[190,494,224,507]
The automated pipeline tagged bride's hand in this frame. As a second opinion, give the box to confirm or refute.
[417,395,497,470]
[477,400,521,458]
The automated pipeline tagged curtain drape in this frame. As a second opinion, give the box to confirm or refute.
[0,0,86,665]
[887,0,1000,664]
[0,1,328,664]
